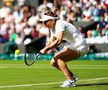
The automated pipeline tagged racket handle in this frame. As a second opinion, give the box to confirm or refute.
[36,52,41,58]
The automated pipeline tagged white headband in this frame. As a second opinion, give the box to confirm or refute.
[40,15,59,21]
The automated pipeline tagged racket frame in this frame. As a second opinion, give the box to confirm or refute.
[24,47,41,66]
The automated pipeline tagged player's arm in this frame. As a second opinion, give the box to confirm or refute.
[46,35,56,46]
[40,31,64,54]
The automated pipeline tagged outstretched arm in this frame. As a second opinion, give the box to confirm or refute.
[40,31,64,54]
[46,34,56,46]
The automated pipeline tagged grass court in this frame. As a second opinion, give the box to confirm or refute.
[0,60,108,90]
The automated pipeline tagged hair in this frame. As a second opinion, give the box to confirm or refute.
[44,8,58,17]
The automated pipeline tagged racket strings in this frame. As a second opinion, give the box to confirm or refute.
[25,47,37,66]
[25,47,42,66]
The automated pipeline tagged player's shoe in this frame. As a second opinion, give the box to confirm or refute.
[60,80,76,88]
[72,74,79,82]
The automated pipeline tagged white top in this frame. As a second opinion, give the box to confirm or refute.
[51,20,87,52]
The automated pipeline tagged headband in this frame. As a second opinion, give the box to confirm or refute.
[40,15,59,21]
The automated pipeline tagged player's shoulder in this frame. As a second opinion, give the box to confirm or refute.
[56,19,66,23]
[56,19,68,26]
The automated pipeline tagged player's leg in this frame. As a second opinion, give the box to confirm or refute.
[51,47,80,79]
[50,59,75,78]
[50,47,81,87]
[50,59,79,83]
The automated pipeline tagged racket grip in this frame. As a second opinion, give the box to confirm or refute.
[36,52,41,58]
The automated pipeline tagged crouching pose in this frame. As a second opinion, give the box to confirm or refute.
[40,9,88,88]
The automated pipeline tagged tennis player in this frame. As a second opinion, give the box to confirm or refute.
[40,9,88,87]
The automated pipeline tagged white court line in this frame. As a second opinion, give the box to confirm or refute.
[78,77,108,82]
[0,67,9,68]
[0,64,108,69]
[0,82,62,89]
[0,66,108,69]
[0,64,108,67]
[0,77,108,89]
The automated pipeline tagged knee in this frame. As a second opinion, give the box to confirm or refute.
[50,58,57,67]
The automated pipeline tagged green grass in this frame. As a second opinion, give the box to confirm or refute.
[0,60,108,90]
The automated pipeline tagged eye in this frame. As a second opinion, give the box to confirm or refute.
[43,21,48,25]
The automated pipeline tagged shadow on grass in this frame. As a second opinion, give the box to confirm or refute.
[76,82,108,87]
[53,82,108,88]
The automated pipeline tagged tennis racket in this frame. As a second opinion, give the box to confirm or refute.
[24,47,41,66]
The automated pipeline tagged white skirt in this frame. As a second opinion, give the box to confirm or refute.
[61,41,88,56]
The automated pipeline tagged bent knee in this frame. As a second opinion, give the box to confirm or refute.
[50,59,57,67]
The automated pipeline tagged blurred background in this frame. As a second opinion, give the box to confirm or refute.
[0,0,108,60]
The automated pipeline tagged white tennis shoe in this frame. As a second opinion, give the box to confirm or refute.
[60,80,76,88]
[73,74,79,82]
[60,75,79,88]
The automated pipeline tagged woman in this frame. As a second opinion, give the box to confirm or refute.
[40,10,88,87]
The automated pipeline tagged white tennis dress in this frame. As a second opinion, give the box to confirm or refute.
[51,20,88,55]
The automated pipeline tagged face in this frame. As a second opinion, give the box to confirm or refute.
[44,20,56,29]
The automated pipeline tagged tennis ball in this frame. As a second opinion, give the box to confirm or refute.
[15,49,20,55]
